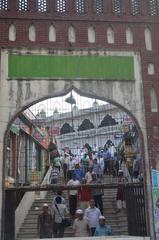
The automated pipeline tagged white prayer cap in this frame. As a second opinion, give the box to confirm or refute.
[99,215,105,220]
[43,203,49,207]
[76,209,83,214]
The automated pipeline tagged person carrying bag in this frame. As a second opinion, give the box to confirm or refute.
[52,196,70,238]
[55,204,71,228]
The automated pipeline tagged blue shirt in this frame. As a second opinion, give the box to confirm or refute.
[103,151,111,161]
[94,225,112,236]
[93,163,101,176]
[74,169,84,181]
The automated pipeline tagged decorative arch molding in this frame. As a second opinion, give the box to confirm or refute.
[29,24,36,42]
[107,27,115,44]
[88,26,96,43]
[68,25,76,43]
[9,24,16,41]
[150,87,158,112]
[48,25,56,42]
[145,27,152,51]
[126,27,133,44]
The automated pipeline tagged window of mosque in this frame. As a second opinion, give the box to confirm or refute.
[107,27,115,44]
[56,0,66,13]
[153,126,159,139]
[0,0,7,10]
[76,0,85,14]
[95,0,103,14]
[145,28,152,51]
[150,88,158,113]
[88,26,96,43]
[37,0,47,12]
[9,24,16,41]
[148,64,155,75]
[149,0,159,16]
[29,25,36,42]
[113,0,123,15]
[126,27,133,44]
[18,0,28,11]
[49,25,56,42]
[61,123,74,134]
[68,26,76,43]
[78,119,95,131]
[131,0,141,15]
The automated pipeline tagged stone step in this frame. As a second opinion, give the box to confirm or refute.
[18,226,128,236]
[32,200,116,206]
[20,224,127,233]
[23,217,127,224]
[30,206,117,213]
[25,211,127,218]
[25,209,127,217]
[17,182,128,239]
[17,229,128,239]
[24,217,126,225]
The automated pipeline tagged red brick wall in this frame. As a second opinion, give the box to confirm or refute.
[1,0,159,163]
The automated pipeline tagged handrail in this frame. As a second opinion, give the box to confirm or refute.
[6,182,144,192]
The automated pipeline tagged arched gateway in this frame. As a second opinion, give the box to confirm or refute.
[0,0,158,239]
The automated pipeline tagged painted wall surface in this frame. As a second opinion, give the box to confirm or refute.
[0,48,152,238]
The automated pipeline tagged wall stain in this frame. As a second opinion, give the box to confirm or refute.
[16,81,23,108]
[25,82,31,100]
[9,81,14,101]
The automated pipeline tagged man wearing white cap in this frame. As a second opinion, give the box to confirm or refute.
[73,209,89,237]
[94,216,112,236]
[37,203,53,239]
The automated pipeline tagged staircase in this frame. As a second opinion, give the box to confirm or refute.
[16,185,128,239]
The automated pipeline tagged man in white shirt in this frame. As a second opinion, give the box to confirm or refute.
[67,173,80,217]
[73,209,89,237]
[85,199,101,236]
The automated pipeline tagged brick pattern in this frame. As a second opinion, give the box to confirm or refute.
[0,0,159,164]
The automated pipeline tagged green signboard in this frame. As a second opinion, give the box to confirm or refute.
[8,54,134,80]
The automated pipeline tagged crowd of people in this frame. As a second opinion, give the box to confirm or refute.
[37,195,112,239]
[48,141,142,186]
[37,141,143,238]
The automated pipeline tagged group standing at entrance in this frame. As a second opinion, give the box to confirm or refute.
[37,197,112,239]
